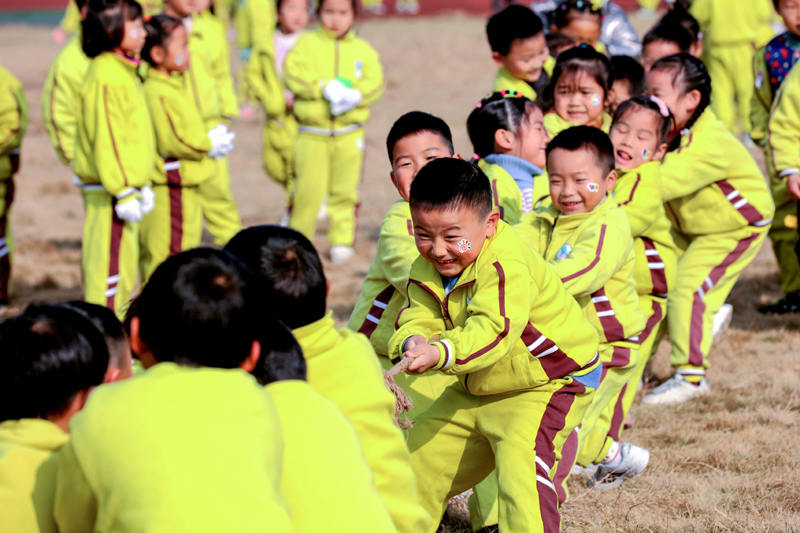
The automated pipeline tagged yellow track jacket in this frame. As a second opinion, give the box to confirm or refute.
[491,55,556,101]
[0,65,27,181]
[185,22,223,129]
[544,111,612,139]
[54,363,291,533]
[267,380,397,532]
[235,0,276,53]
[768,63,800,179]
[751,33,800,146]
[284,26,384,130]
[246,34,292,123]
[479,159,523,224]
[0,419,67,533]
[42,37,90,165]
[613,161,678,297]
[515,198,645,344]
[390,221,600,396]
[194,11,238,118]
[293,312,431,533]
[664,109,774,236]
[73,53,154,197]
[690,0,773,47]
[348,199,418,357]
[143,69,214,186]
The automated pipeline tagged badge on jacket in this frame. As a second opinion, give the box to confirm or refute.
[355,59,363,80]
[557,244,572,260]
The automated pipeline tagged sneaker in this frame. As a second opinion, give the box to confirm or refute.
[570,463,598,477]
[278,209,290,227]
[588,443,650,490]
[642,373,710,406]
[758,292,800,314]
[330,245,356,264]
[316,198,328,222]
[712,303,733,344]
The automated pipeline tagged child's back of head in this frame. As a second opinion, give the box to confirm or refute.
[82,0,143,58]
[250,319,308,386]
[642,23,694,74]
[609,55,645,113]
[224,226,326,330]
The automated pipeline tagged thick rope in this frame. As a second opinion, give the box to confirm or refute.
[383,357,415,429]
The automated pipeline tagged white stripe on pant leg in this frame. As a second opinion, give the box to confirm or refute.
[365,314,380,324]
[105,287,118,297]
[536,475,555,491]
[107,274,120,285]
[596,310,616,317]
[537,345,559,358]
[535,456,551,475]
[373,300,388,309]
[697,286,705,299]
[725,190,739,201]
[648,262,665,269]
[591,296,609,303]
[527,335,546,352]
[705,277,714,289]
[733,198,748,209]
[644,249,660,256]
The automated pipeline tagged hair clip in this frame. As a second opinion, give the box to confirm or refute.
[472,153,481,160]
[144,14,152,22]
[477,102,482,108]
[650,95,670,118]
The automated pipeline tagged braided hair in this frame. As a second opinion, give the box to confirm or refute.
[650,53,711,149]
[141,14,183,67]
[467,91,539,159]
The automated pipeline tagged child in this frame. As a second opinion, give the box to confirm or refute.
[643,54,774,405]
[607,96,678,467]
[690,0,774,132]
[284,0,384,263]
[0,64,27,309]
[753,0,800,313]
[467,92,550,223]
[0,304,109,533]
[42,0,91,167]
[389,157,600,531]
[251,319,396,532]
[224,225,431,533]
[348,111,458,418]
[487,4,554,102]
[139,14,232,281]
[544,44,613,138]
[246,0,309,217]
[552,0,606,54]
[547,32,575,59]
[54,248,292,532]
[608,55,645,114]
[515,127,647,492]
[74,0,154,317]
[641,23,693,75]
[660,2,704,58]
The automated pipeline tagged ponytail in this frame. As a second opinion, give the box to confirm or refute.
[141,14,183,67]
[650,53,711,148]
[467,91,538,159]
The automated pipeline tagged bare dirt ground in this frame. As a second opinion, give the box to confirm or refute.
[1,11,799,532]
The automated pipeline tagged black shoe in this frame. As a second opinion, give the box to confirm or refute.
[758,292,800,314]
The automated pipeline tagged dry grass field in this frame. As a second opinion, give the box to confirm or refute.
[1,11,799,532]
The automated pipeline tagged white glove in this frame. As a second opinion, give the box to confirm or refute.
[140,185,155,214]
[322,78,350,105]
[114,197,144,223]
[330,87,362,116]
[207,124,236,159]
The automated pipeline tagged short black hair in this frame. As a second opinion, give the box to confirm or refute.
[546,126,615,177]
[82,0,143,58]
[75,0,90,10]
[409,158,493,220]
[611,55,645,97]
[0,305,109,422]
[612,95,673,145]
[250,319,307,386]
[141,14,183,67]
[547,32,575,58]
[126,248,261,368]
[386,111,454,164]
[553,0,602,30]
[55,301,128,369]
[662,1,701,43]
[550,44,613,98]
[467,92,539,159]
[486,4,544,56]
[643,23,693,54]
[224,226,326,330]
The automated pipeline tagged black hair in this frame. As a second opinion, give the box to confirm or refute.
[75,0,90,10]
[486,4,544,56]
[773,0,780,8]
[224,226,326,331]
[55,300,128,369]
[553,0,602,30]
[611,55,645,97]
[550,44,613,98]
[546,125,615,177]
[660,4,701,45]
[386,111,454,164]
[612,95,673,145]
[317,0,357,16]
[643,23,693,54]
[547,32,575,58]
[82,0,143,58]
[250,319,307,385]
[125,248,261,368]
[0,305,109,422]
[141,14,183,68]
[650,53,711,134]
[409,158,493,220]
[467,92,539,159]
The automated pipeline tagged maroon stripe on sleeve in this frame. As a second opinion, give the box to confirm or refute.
[715,179,766,226]
[618,173,641,206]
[406,218,414,236]
[592,287,625,342]
[676,131,693,154]
[455,262,509,364]
[561,225,606,283]
[106,204,125,310]
[491,179,505,221]
[357,285,396,338]
[642,238,668,296]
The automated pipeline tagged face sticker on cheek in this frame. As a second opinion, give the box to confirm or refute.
[457,239,472,253]
[591,94,602,107]
[175,53,186,66]
[128,27,141,39]
[587,183,599,192]
[642,148,652,160]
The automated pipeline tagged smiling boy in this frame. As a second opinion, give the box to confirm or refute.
[390,157,599,532]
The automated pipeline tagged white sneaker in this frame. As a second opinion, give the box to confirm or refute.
[330,245,356,264]
[278,209,290,227]
[712,303,733,344]
[570,463,598,477]
[588,443,650,489]
[642,373,710,406]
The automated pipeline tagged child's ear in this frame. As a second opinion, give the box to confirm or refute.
[485,209,501,237]
[239,340,262,373]
[129,317,157,369]
[491,51,506,68]
[453,153,463,160]
[686,89,702,115]
[551,24,559,34]
[389,170,398,188]
[605,169,618,192]
[653,142,668,162]
[151,45,166,65]
[494,129,515,151]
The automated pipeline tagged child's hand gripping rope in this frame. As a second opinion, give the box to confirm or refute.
[382,334,442,429]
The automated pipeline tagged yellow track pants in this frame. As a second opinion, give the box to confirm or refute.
[262,117,297,206]
[198,155,241,246]
[705,43,756,132]
[378,355,456,421]
[289,129,364,248]
[411,378,593,533]
[0,178,14,302]
[767,178,800,294]
[81,189,139,319]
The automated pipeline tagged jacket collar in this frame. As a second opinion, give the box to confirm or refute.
[535,194,616,227]
[146,68,185,89]
[0,418,68,450]
[318,25,356,41]
[291,311,339,360]
[616,159,660,180]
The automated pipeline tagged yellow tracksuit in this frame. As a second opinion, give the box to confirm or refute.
[42,36,90,165]
[284,26,384,247]
[0,419,68,533]
[267,380,396,532]
[479,155,550,223]
[58,1,80,35]
[664,109,774,379]
[0,65,27,304]
[544,111,612,139]
[235,0,276,104]
[491,56,556,101]
[74,52,155,317]
[187,15,242,245]
[293,312,431,533]
[347,199,457,419]
[766,60,800,294]
[54,363,292,533]
[140,69,214,281]
[389,221,599,532]
[691,0,774,132]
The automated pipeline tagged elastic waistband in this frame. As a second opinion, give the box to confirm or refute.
[298,123,362,136]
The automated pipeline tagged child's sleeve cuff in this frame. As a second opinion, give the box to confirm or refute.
[430,339,454,371]
[779,168,800,178]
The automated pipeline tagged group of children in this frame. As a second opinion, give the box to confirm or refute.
[1,0,800,531]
